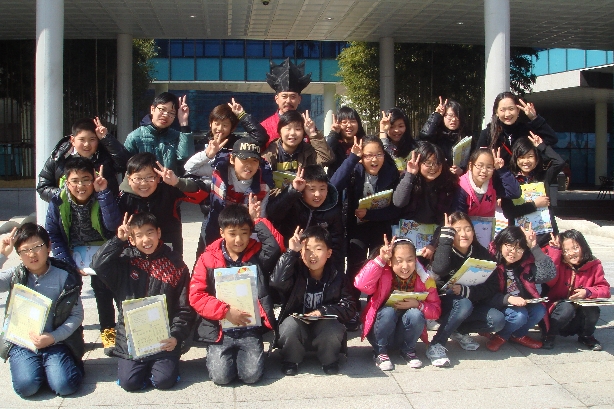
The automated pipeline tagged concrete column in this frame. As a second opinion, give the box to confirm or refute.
[379,37,395,112]
[117,33,133,143]
[595,101,608,185]
[484,0,510,127]
[323,84,336,135]
[35,0,64,224]
[154,82,169,96]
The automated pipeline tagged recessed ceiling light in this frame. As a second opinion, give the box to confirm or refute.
[457,22,463,25]
[326,17,333,20]
[190,15,196,18]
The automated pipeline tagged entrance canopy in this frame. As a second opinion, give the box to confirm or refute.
[2,0,614,50]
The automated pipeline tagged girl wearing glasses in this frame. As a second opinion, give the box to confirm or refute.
[454,147,521,217]
[418,97,468,176]
[541,229,610,350]
[325,106,366,178]
[379,108,416,172]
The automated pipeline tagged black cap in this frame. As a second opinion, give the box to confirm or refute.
[232,139,261,160]
[266,58,311,94]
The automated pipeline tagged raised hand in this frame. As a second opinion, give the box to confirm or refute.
[117,212,133,241]
[288,226,303,252]
[528,131,543,147]
[379,234,394,263]
[435,96,448,115]
[0,227,17,257]
[292,166,306,192]
[93,117,108,139]
[492,147,504,170]
[154,161,179,186]
[443,213,451,227]
[331,114,341,133]
[227,97,244,116]
[205,134,230,159]
[523,223,537,248]
[93,165,108,192]
[350,135,363,157]
[516,99,537,120]
[177,95,190,126]
[247,193,262,220]
[548,232,560,248]
[406,151,421,175]
[379,110,391,135]
[302,110,316,136]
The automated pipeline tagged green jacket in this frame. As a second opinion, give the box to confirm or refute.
[124,124,194,172]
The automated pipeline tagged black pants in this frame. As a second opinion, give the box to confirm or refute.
[277,317,346,366]
[90,275,118,331]
[548,302,600,338]
[117,355,180,391]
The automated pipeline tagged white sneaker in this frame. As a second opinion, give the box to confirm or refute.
[451,332,480,351]
[374,354,394,371]
[426,343,451,367]
[426,319,440,331]
[400,350,423,368]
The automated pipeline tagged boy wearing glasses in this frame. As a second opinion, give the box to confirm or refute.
[45,156,122,356]
[124,92,193,173]
[118,153,207,255]
[0,223,85,397]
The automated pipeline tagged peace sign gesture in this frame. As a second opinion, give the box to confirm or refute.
[302,110,317,136]
[443,213,451,228]
[523,222,537,248]
[435,96,448,115]
[177,95,190,126]
[93,117,108,139]
[205,134,230,159]
[492,147,504,170]
[288,226,304,252]
[227,98,244,116]
[528,131,543,147]
[379,234,394,263]
[406,151,421,175]
[154,161,179,186]
[331,114,341,133]
[247,193,261,220]
[0,227,17,257]
[93,165,108,192]
[117,212,133,241]
[548,232,560,249]
[350,135,363,157]
[379,111,391,135]
[292,166,306,192]
[516,99,537,121]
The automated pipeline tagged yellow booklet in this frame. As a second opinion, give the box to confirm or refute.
[440,258,497,291]
[123,295,171,359]
[214,266,261,329]
[452,136,472,168]
[272,171,296,189]
[384,291,429,307]
[5,284,53,352]
[511,182,553,234]
[358,189,393,210]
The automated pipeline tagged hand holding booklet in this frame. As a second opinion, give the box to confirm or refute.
[291,313,338,324]
[440,258,497,292]
[123,295,171,359]
[4,284,52,352]
[214,266,261,329]
[384,291,429,307]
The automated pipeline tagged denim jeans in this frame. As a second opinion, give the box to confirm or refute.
[117,355,179,391]
[431,295,474,346]
[367,306,425,355]
[277,316,346,366]
[549,303,600,338]
[497,303,546,340]
[457,303,506,335]
[206,328,264,385]
[8,344,83,397]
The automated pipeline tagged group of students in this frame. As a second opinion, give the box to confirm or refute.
[0,85,610,399]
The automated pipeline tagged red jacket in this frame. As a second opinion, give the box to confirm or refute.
[260,113,280,147]
[189,218,285,343]
[543,246,611,315]
[354,257,441,342]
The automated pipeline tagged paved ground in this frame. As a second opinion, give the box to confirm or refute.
[0,202,613,409]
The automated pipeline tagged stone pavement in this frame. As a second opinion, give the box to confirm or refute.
[0,202,612,409]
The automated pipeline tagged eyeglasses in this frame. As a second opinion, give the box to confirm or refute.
[422,161,442,168]
[130,176,157,184]
[444,114,458,120]
[17,243,46,256]
[363,153,384,160]
[563,246,581,256]
[503,244,525,254]
[67,178,93,186]
[155,106,176,118]
[473,164,495,172]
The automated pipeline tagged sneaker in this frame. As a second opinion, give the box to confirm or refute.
[101,328,116,357]
[426,319,440,331]
[400,350,423,368]
[578,335,602,351]
[374,353,394,371]
[322,361,339,375]
[281,362,298,376]
[451,332,480,351]
[541,335,556,350]
[426,343,450,367]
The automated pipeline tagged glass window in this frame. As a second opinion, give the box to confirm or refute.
[567,49,585,71]
[296,41,320,58]
[246,59,271,81]
[271,41,295,58]
[224,40,245,57]
[204,40,221,57]
[222,58,245,80]
[304,60,320,81]
[196,58,220,80]
[586,50,607,67]
[246,41,266,57]
[183,41,195,57]
[548,49,566,73]
[170,58,194,80]
[532,53,548,76]
[322,42,345,58]
[607,51,613,64]
[170,40,183,57]
[155,39,169,58]
[194,41,204,57]
[151,58,170,81]
[322,59,339,82]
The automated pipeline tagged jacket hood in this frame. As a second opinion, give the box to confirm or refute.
[204,237,262,266]
[299,182,339,212]
[140,114,152,126]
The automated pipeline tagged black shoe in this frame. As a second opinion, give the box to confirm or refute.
[542,335,556,350]
[281,362,298,376]
[578,335,602,351]
[322,361,339,375]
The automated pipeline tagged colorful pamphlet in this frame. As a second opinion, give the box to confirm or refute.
[440,258,497,291]
[214,266,261,329]
[494,206,508,234]
[72,245,101,275]
[512,182,553,234]
[397,220,437,256]
[452,136,472,168]
[384,291,429,307]
[470,216,496,248]
[358,189,393,210]
[123,295,171,359]
[568,298,614,306]
[272,171,296,189]
[5,284,53,352]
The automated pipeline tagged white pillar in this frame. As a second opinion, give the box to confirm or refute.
[323,84,336,135]
[35,0,64,224]
[484,0,510,127]
[595,101,608,185]
[379,37,395,112]
[117,34,133,143]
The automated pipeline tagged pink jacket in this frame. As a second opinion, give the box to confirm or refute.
[458,172,496,217]
[354,257,441,342]
[543,246,611,315]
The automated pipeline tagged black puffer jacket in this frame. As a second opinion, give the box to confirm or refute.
[37,135,131,202]
[418,112,464,166]
[91,236,195,361]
